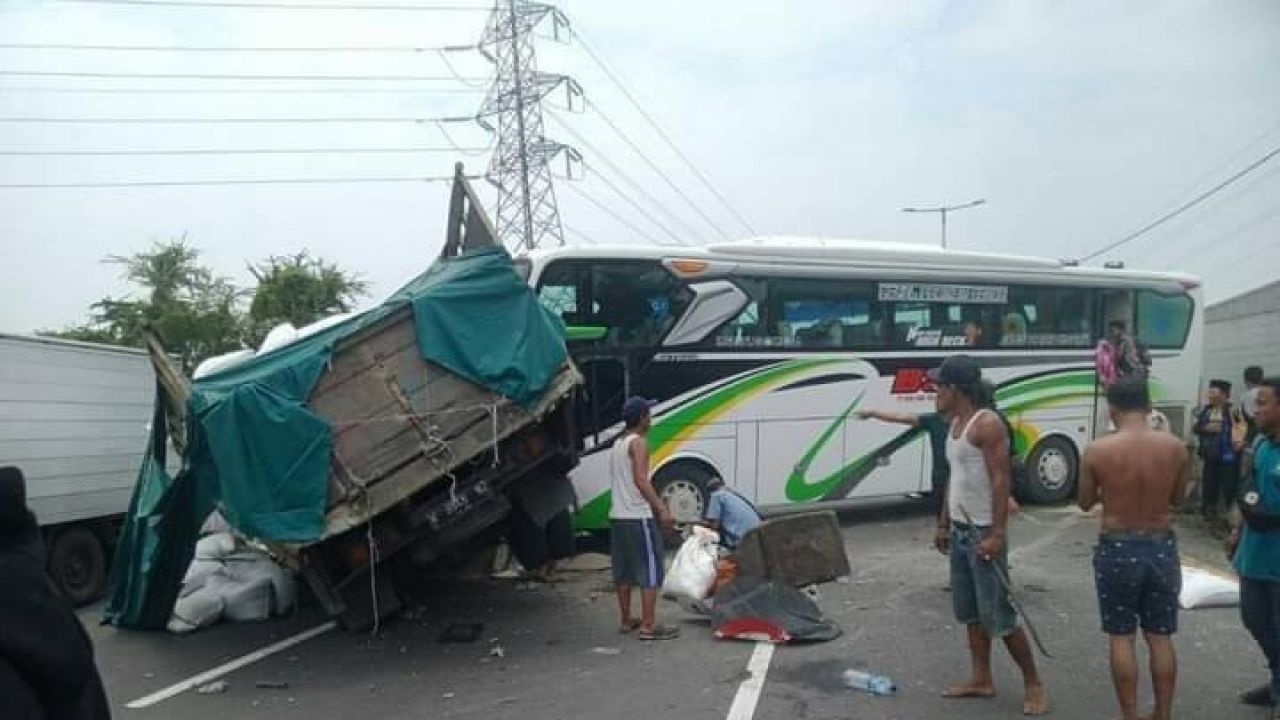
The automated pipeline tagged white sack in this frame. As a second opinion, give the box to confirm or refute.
[662,526,719,600]
[1179,566,1240,610]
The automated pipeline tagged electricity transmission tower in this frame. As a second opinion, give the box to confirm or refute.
[477,0,582,252]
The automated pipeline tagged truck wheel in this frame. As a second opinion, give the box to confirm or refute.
[1024,437,1078,504]
[653,463,713,524]
[49,525,107,606]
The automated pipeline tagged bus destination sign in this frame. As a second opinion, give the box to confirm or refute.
[877,282,1008,304]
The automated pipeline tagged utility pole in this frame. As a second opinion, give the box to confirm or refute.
[477,0,582,252]
[902,198,987,249]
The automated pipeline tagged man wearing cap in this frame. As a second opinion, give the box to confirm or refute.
[1195,379,1247,520]
[609,397,680,641]
[930,357,1048,716]
[0,466,111,720]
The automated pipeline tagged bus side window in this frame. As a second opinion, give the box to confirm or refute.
[1101,290,1135,340]
[590,262,691,348]
[1136,290,1193,349]
[537,261,599,342]
[999,286,1094,347]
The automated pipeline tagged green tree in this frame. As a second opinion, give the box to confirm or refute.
[43,239,245,368]
[44,241,368,367]
[247,251,369,343]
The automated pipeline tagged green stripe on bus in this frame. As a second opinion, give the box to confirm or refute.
[573,492,611,531]
[648,358,842,458]
[995,371,1096,402]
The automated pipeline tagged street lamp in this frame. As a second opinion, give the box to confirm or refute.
[902,198,987,249]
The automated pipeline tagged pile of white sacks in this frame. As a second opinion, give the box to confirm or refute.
[168,529,298,634]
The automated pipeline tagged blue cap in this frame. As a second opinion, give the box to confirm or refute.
[621,396,655,426]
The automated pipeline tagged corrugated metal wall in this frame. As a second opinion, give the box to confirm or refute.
[0,335,154,526]
[1203,280,1280,391]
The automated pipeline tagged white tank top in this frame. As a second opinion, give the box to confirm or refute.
[947,409,995,527]
[609,434,653,520]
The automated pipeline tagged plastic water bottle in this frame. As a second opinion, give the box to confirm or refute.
[842,669,897,696]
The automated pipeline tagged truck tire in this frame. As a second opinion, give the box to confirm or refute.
[1023,437,1079,504]
[653,463,713,525]
[48,525,107,606]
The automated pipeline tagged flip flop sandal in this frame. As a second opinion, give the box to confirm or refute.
[637,625,680,641]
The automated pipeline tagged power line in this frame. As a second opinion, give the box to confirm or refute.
[0,42,477,53]
[562,224,598,246]
[0,174,471,189]
[1133,163,1280,261]
[573,27,755,236]
[0,146,490,156]
[1162,201,1280,276]
[585,98,730,241]
[561,182,672,247]
[547,109,703,242]
[1081,144,1280,262]
[0,70,486,82]
[0,85,484,94]
[1154,119,1280,216]
[583,164,687,246]
[56,0,491,11]
[0,114,476,123]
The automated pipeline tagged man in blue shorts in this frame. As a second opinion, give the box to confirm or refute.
[1079,377,1190,720]
[609,397,679,641]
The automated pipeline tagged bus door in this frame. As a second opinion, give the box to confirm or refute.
[1094,289,1136,438]
[576,354,628,448]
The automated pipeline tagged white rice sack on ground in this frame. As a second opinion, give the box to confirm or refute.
[662,526,719,600]
[181,532,238,588]
[1179,566,1239,609]
[168,588,226,634]
[225,551,297,616]
[221,577,275,623]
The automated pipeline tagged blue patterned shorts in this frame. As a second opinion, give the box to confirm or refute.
[1093,531,1181,636]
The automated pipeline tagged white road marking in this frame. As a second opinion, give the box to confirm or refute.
[125,620,338,709]
[726,641,776,720]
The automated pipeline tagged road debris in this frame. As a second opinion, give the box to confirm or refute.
[255,680,290,690]
[439,622,484,643]
[197,680,228,695]
[590,646,622,656]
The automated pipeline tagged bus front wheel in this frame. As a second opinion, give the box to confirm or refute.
[653,463,713,525]
[1023,437,1079,505]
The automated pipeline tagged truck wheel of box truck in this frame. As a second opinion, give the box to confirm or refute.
[48,524,107,606]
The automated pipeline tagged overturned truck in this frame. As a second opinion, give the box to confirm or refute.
[106,174,583,630]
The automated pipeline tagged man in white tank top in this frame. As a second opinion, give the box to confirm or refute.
[608,397,679,641]
[929,355,1048,716]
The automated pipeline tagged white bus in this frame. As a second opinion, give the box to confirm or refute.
[517,237,1203,529]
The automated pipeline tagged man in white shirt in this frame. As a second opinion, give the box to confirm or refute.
[609,397,678,641]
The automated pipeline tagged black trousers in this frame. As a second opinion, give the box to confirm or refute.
[1201,457,1241,515]
[1242,577,1280,704]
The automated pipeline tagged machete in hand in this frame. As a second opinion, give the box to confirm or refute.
[957,504,1053,659]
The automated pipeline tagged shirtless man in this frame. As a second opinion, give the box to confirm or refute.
[1079,377,1190,720]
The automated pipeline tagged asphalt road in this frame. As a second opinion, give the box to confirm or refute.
[84,501,1270,720]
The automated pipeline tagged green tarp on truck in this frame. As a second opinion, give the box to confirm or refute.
[105,247,569,629]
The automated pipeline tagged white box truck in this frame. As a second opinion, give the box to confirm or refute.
[0,333,155,605]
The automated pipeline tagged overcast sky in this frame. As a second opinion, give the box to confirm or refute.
[1,0,1278,334]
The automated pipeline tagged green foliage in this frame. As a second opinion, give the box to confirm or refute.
[247,251,368,344]
[42,240,367,368]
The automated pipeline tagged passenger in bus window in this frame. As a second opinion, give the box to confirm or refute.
[964,320,986,348]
